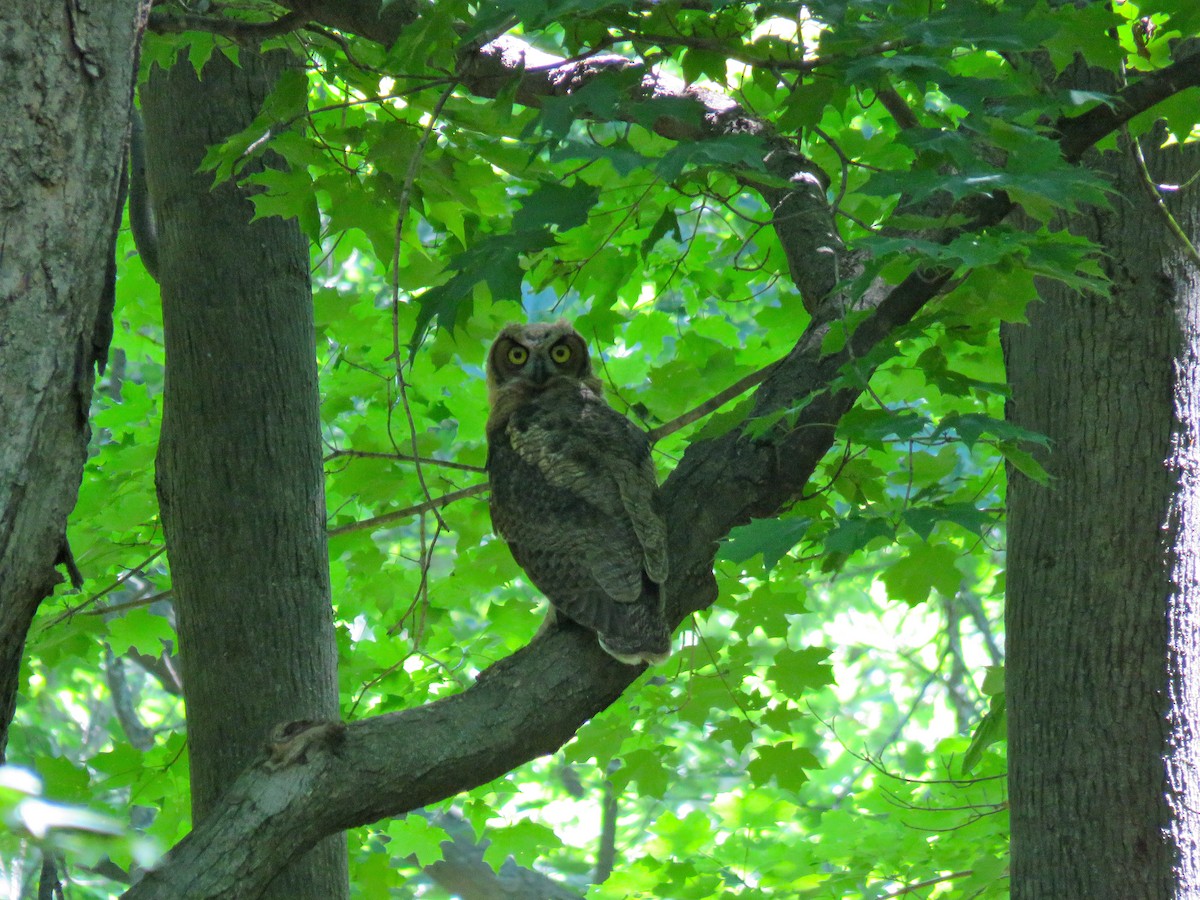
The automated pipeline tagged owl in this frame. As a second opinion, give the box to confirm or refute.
[485,321,671,665]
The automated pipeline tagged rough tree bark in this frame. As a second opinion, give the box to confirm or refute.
[1004,61,1200,895]
[140,49,348,898]
[1164,173,1200,895]
[0,2,145,760]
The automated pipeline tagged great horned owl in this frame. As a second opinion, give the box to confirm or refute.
[485,320,671,665]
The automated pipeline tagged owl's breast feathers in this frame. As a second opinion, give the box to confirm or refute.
[486,378,671,663]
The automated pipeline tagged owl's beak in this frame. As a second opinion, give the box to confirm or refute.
[527,356,551,385]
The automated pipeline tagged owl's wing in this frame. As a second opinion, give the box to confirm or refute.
[506,393,668,595]
[614,459,668,583]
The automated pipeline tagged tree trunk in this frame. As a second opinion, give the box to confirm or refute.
[141,50,348,899]
[1164,188,1200,894]
[0,2,144,760]
[1004,100,1200,897]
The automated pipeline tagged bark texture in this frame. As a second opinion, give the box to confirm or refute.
[0,1,144,759]
[141,50,347,898]
[1165,184,1200,894]
[1005,65,1200,896]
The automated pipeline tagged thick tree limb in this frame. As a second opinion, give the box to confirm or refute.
[459,35,841,307]
[1058,48,1200,163]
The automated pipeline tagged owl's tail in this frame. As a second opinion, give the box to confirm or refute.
[595,585,671,666]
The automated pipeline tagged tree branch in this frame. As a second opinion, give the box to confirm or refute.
[326,484,486,537]
[457,35,842,308]
[1057,47,1200,163]
[146,10,310,41]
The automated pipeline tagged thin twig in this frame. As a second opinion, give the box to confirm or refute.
[327,484,487,537]
[323,448,486,474]
[81,589,174,617]
[386,81,458,655]
[648,358,783,443]
[389,80,458,533]
[1126,128,1200,270]
[878,871,978,898]
[43,547,166,628]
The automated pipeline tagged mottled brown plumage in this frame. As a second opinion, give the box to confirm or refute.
[485,321,671,664]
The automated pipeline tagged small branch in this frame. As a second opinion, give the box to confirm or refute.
[105,650,156,751]
[323,448,486,474]
[146,10,309,41]
[1057,49,1200,163]
[127,648,184,697]
[42,547,166,627]
[389,80,457,527]
[617,29,817,73]
[960,590,1003,666]
[878,870,977,898]
[648,359,782,443]
[593,774,619,884]
[326,484,487,536]
[1126,129,1200,269]
[39,852,63,900]
[81,589,173,617]
[876,84,920,131]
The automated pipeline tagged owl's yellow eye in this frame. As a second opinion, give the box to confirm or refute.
[550,343,572,364]
[507,345,529,366]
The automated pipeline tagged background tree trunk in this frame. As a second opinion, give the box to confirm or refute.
[0,2,144,760]
[1004,100,1200,896]
[141,50,348,898]
[1164,186,1200,892]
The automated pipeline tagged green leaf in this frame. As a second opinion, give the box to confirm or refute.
[512,181,599,232]
[839,408,930,446]
[748,742,820,793]
[615,748,671,798]
[778,78,838,131]
[481,820,561,871]
[718,518,810,572]
[934,412,1049,449]
[880,542,962,605]
[641,206,682,258]
[652,809,712,855]
[902,503,996,540]
[1002,443,1052,484]
[981,665,1005,696]
[657,134,768,181]
[681,47,728,85]
[387,814,446,868]
[768,647,836,700]
[823,515,895,556]
[105,608,175,658]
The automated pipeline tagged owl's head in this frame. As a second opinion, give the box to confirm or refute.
[486,321,603,410]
